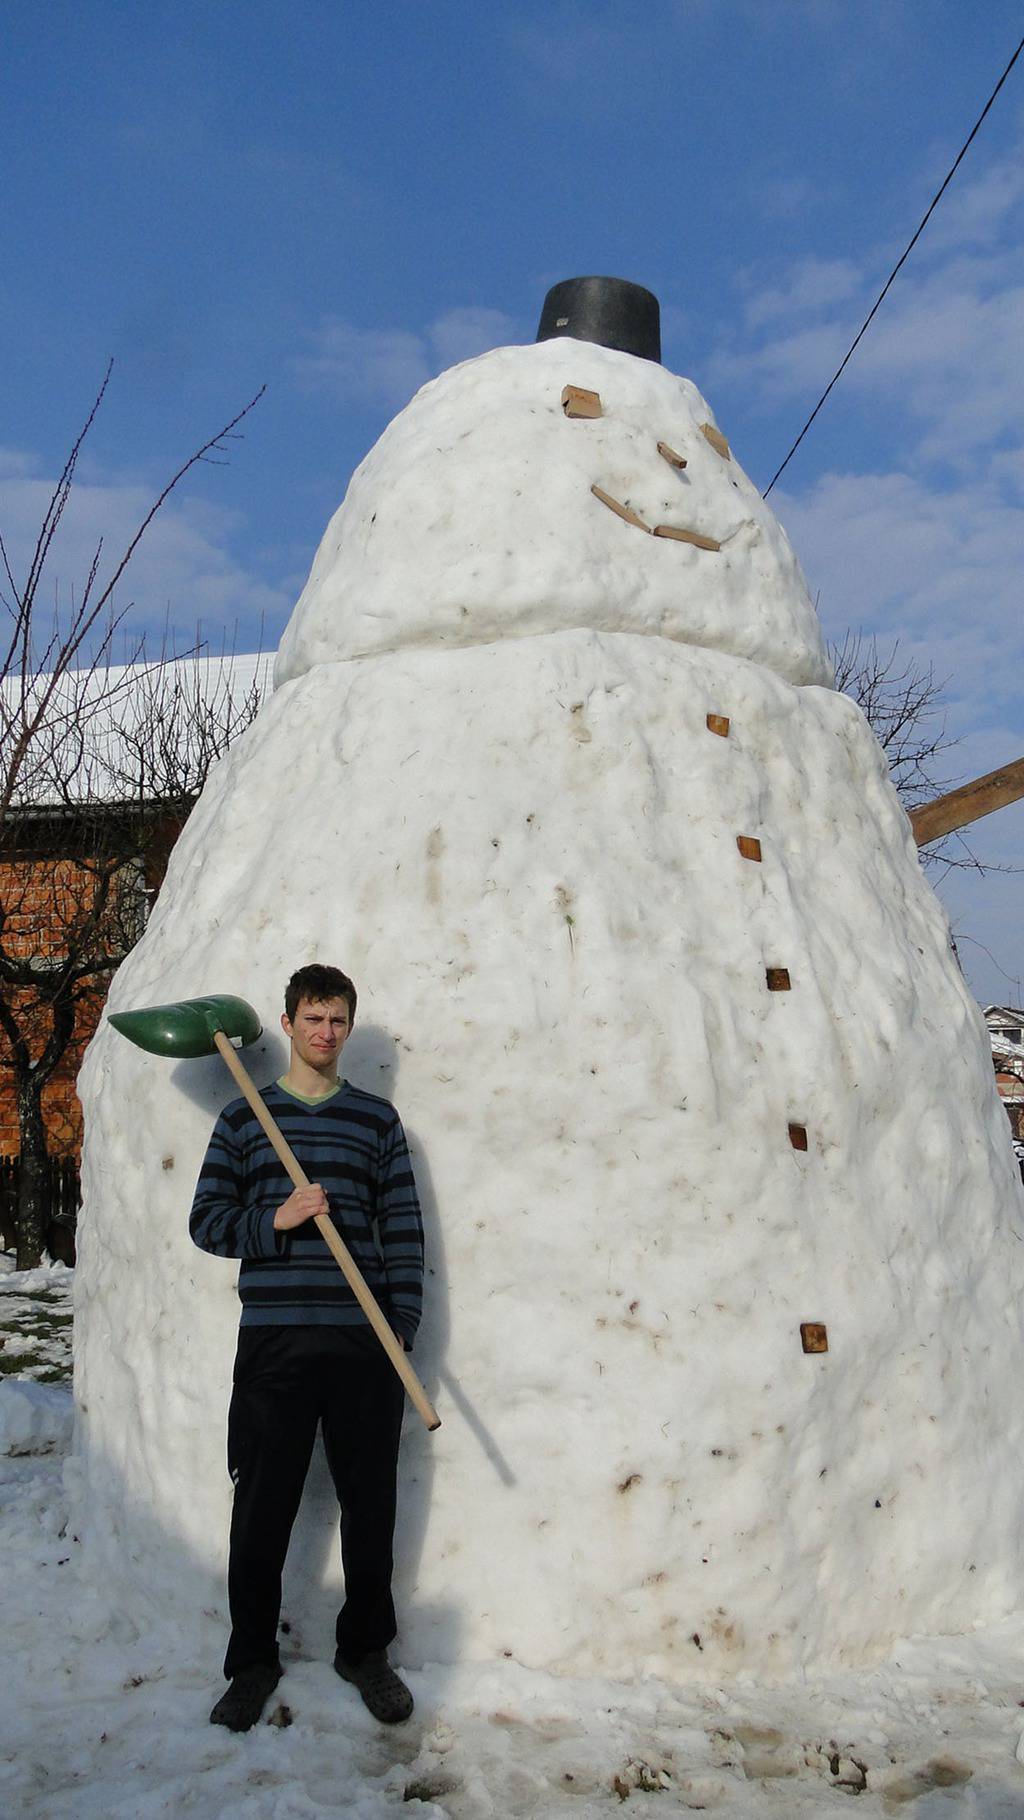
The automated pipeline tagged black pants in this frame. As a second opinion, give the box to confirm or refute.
[224,1325,406,1679]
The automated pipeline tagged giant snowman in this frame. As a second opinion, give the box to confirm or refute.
[75,279,1024,1680]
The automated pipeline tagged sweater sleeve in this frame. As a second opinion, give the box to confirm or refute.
[377,1111,425,1346]
[189,1107,285,1260]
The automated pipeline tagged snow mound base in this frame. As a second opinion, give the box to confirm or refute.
[0,1379,73,1456]
[76,629,1024,1680]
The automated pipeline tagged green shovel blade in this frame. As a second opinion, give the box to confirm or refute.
[108,994,263,1058]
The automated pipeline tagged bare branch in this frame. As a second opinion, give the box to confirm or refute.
[56,383,267,676]
[0,374,265,828]
[830,631,961,810]
[0,371,267,1266]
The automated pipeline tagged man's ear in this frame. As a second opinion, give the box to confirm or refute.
[281,1011,293,1039]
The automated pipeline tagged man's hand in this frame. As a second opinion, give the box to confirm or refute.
[274,1183,329,1231]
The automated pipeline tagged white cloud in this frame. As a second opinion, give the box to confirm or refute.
[848,275,1024,466]
[777,466,1024,723]
[709,318,851,403]
[716,263,1024,466]
[0,447,40,480]
[738,138,1024,1007]
[709,135,1024,762]
[428,307,520,369]
[506,8,646,105]
[924,155,1024,253]
[773,453,1024,1005]
[755,173,821,221]
[295,306,522,410]
[509,0,879,109]
[740,256,864,328]
[294,323,433,413]
[0,466,288,658]
[717,146,1024,471]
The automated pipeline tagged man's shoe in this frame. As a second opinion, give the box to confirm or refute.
[210,1661,282,1731]
[334,1647,413,1723]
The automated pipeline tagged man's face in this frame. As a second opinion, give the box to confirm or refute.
[281,996,352,1073]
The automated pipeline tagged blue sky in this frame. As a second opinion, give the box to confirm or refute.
[3,1,1023,1004]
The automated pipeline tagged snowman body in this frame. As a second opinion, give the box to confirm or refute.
[75,339,1024,1678]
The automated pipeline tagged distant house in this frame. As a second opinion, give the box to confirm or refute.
[984,1005,1024,1143]
[0,654,270,1219]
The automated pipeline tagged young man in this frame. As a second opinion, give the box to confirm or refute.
[190,963,424,1733]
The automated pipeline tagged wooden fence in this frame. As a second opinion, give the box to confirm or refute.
[0,1153,80,1258]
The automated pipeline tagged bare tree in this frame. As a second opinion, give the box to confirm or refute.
[0,370,267,1268]
[829,631,959,810]
[831,631,1019,888]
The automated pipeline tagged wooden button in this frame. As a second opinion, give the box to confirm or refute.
[699,422,730,459]
[562,384,602,418]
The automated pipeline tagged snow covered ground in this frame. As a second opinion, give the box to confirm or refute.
[3,1269,1024,1818]
[0,1254,74,1382]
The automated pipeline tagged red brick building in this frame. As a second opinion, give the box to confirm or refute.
[0,806,185,1164]
[1,654,268,1244]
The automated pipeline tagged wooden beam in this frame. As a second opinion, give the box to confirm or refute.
[909,755,1024,847]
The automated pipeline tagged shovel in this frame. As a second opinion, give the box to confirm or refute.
[108,994,440,1432]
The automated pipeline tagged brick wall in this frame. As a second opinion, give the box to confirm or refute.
[0,808,185,1165]
[0,985,108,1157]
[995,1074,1024,1142]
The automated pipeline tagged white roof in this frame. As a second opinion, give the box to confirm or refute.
[2,651,272,809]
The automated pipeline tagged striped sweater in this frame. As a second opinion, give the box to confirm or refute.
[189,1080,424,1343]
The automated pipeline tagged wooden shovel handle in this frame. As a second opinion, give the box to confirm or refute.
[212,1033,440,1431]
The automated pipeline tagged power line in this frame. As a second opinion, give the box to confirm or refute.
[763,32,1024,498]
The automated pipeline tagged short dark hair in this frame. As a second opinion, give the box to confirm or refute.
[285,965,357,1025]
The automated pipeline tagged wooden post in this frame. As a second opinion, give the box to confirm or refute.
[909,755,1024,847]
